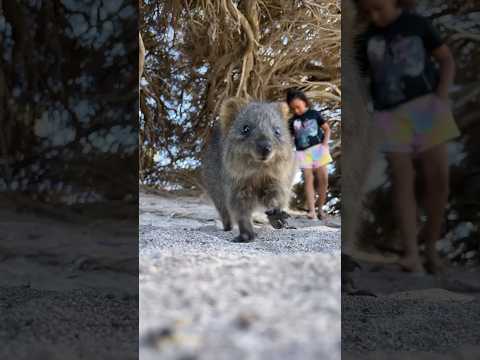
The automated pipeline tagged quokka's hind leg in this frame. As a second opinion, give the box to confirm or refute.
[219,208,233,231]
[211,200,232,231]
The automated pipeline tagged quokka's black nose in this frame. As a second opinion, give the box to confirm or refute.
[257,141,272,157]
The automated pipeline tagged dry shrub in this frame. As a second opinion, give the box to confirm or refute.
[140,0,341,189]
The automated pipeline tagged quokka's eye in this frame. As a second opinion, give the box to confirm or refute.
[242,125,251,135]
[274,127,281,136]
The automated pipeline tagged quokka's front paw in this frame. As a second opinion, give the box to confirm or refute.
[232,231,255,243]
[265,209,291,229]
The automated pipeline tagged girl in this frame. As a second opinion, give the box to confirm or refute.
[355,0,460,273]
[287,89,333,220]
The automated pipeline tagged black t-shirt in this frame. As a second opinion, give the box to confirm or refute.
[288,109,326,151]
[355,11,444,110]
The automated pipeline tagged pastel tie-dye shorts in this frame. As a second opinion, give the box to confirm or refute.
[295,143,332,169]
[374,94,461,153]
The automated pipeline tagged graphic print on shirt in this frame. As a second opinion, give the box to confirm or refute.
[292,118,320,149]
[367,35,427,106]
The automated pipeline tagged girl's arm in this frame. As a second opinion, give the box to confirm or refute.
[321,122,331,147]
[432,44,456,100]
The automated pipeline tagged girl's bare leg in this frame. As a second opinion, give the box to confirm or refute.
[418,144,449,273]
[304,168,316,219]
[388,153,425,272]
[314,165,329,219]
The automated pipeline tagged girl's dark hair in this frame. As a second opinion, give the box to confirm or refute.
[286,88,311,107]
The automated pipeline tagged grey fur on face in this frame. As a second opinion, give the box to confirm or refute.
[223,102,293,176]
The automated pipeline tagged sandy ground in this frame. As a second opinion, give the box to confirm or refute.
[139,191,341,360]
[343,257,480,359]
[5,190,477,360]
[0,204,138,360]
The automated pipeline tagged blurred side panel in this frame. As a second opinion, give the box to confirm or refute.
[0,1,138,359]
[342,0,480,359]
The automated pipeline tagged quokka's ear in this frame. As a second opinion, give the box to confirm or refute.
[219,97,249,134]
[277,101,291,122]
